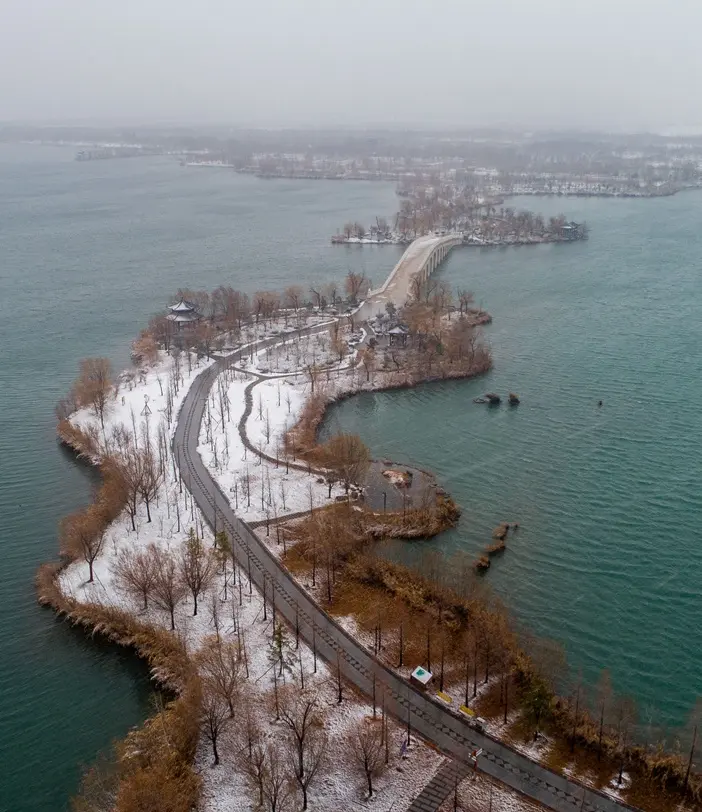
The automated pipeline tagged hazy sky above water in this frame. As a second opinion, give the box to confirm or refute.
[1,0,700,131]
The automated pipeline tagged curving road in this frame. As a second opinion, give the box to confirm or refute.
[173,333,639,812]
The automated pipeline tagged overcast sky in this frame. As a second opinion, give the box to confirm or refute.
[1,0,700,131]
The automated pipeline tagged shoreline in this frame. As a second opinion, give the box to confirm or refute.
[40,424,203,809]
[44,342,697,812]
[331,235,585,247]
[38,271,701,811]
[39,304,497,809]
[45,330,472,811]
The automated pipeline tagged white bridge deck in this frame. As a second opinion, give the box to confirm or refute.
[354,234,461,321]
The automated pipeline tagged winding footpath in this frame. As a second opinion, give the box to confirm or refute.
[173,326,639,812]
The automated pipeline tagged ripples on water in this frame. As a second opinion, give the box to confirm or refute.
[4,148,701,809]
[324,194,702,729]
[0,143,401,811]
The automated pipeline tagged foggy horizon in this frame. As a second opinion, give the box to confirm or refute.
[2,0,702,133]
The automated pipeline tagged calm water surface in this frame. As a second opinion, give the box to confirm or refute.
[3,146,701,810]
[0,143,400,812]
[324,193,702,731]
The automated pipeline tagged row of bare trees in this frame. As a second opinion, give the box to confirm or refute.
[341,220,391,241]
[236,686,396,810]
[142,271,370,355]
[287,523,702,802]
[113,530,215,628]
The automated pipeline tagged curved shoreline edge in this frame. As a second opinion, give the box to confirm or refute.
[38,425,203,807]
[38,304,700,811]
[39,317,494,808]
[175,337,651,812]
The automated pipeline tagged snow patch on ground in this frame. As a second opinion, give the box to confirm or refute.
[58,325,449,812]
[197,370,346,524]
[71,349,214,447]
[438,771,546,812]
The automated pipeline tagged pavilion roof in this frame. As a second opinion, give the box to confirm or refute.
[169,299,196,313]
[166,311,199,323]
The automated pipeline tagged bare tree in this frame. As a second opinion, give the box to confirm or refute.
[213,285,250,332]
[240,737,268,808]
[347,719,386,797]
[236,708,267,807]
[284,732,325,811]
[152,547,188,630]
[202,678,229,766]
[119,448,146,531]
[613,696,638,786]
[320,433,370,494]
[331,329,347,365]
[279,689,326,810]
[345,271,368,305]
[60,507,106,583]
[131,331,160,366]
[309,286,324,310]
[683,697,702,793]
[136,447,163,523]
[179,529,215,616]
[112,544,158,610]
[74,358,113,429]
[456,288,474,315]
[148,313,174,351]
[195,320,219,358]
[261,742,294,812]
[197,635,241,717]
[304,363,320,393]
[284,285,304,313]
[596,669,613,761]
[253,291,280,325]
[324,281,339,308]
[359,347,375,382]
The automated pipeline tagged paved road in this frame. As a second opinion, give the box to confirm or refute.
[173,335,639,812]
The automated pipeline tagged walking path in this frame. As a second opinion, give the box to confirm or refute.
[174,327,639,812]
[233,362,434,514]
[407,758,473,812]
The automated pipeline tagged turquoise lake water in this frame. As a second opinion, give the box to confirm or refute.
[2,144,701,810]
[0,143,400,811]
[324,193,702,732]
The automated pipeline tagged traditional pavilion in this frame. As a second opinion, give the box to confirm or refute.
[388,324,409,347]
[166,299,200,329]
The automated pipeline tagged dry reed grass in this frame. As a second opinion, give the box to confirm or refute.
[41,423,203,812]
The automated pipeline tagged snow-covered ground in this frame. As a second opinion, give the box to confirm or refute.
[61,348,217,605]
[236,326,346,376]
[438,772,546,812]
[70,348,214,449]
[56,310,550,812]
[197,369,347,524]
[56,325,452,812]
